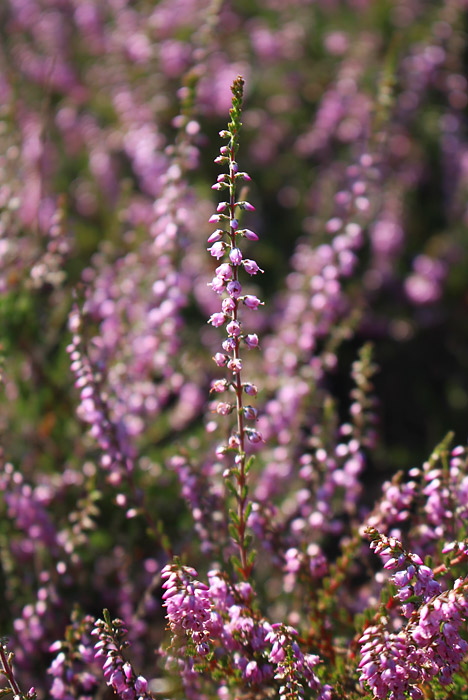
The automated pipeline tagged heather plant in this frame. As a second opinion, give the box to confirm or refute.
[2,1,468,700]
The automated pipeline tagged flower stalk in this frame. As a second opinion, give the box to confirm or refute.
[208,76,263,580]
[0,641,35,700]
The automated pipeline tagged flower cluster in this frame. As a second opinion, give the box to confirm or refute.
[265,625,333,700]
[359,578,468,699]
[359,528,468,698]
[367,527,441,616]
[48,614,99,700]
[67,304,134,486]
[161,563,213,656]
[92,612,152,700]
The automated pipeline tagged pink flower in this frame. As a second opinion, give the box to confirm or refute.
[243,295,263,310]
[208,229,224,243]
[216,263,233,280]
[243,259,263,275]
[208,242,226,259]
[243,229,258,241]
[209,214,223,223]
[246,429,263,443]
[211,379,228,393]
[244,406,258,420]
[236,201,255,212]
[209,313,226,328]
[210,276,226,294]
[228,358,243,373]
[222,338,236,352]
[229,247,243,265]
[245,334,259,348]
[227,280,242,298]
[226,320,241,336]
[213,353,228,367]
[222,297,236,312]
[243,383,258,396]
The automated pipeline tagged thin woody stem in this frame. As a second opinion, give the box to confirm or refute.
[0,644,22,697]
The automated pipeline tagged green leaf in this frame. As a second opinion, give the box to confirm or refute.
[244,502,252,521]
[103,608,112,626]
[245,456,255,474]
[247,550,256,566]
[230,555,243,572]
[225,480,237,497]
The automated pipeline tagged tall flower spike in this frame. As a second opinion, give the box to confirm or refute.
[208,76,263,580]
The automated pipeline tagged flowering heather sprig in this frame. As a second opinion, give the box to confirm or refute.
[0,641,35,700]
[358,578,468,699]
[68,303,171,553]
[349,343,378,449]
[364,470,418,538]
[48,613,99,700]
[208,76,263,580]
[265,625,332,700]
[92,610,152,700]
[161,563,213,657]
[67,303,134,487]
[167,454,225,555]
[0,461,59,556]
[366,527,441,616]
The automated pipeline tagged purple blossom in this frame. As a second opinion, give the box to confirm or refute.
[243,259,263,275]
[208,242,226,259]
[226,320,241,337]
[208,229,224,243]
[227,280,242,297]
[215,263,233,280]
[243,295,263,310]
[245,333,259,348]
[229,247,243,265]
[161,564,213,654]
[209,312,226,328]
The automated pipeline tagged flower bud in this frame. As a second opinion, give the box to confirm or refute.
[246,429,263,443]
[207,229,224,244]
[236,201,255,211]
[243,383,258,396]
[245,333,259,349]
[243,295,263,310]
[243,229,259,241]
